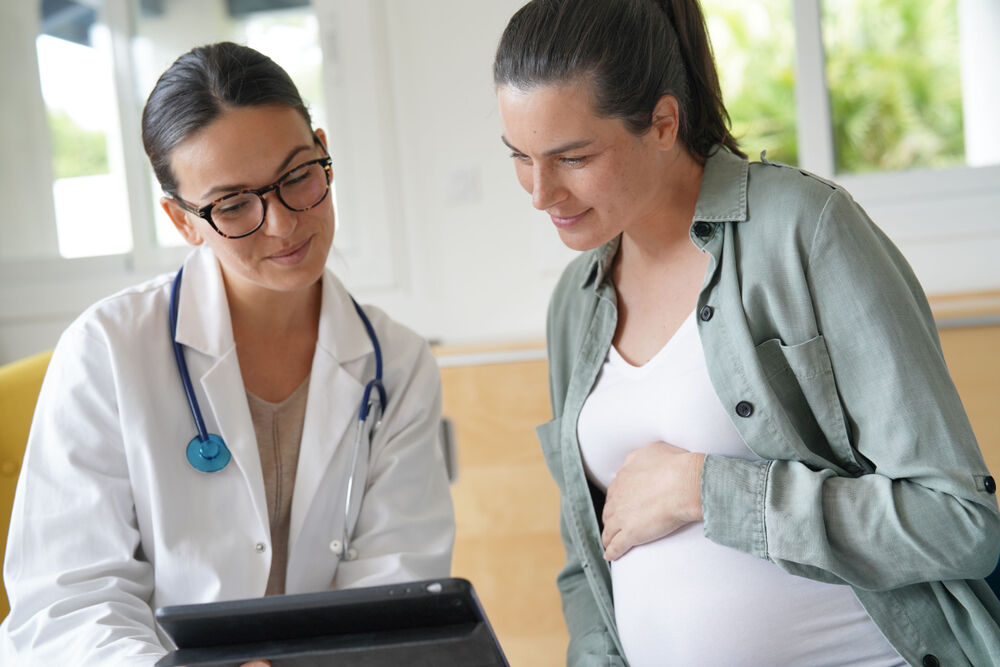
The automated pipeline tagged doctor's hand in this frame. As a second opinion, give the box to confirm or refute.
[601,442,705,561]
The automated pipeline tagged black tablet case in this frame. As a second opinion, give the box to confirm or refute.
[154,577,509,667]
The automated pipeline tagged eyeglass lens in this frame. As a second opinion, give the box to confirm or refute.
[210,161,329,236]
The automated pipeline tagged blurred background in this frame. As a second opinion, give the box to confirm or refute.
[1,0,998,361]
[2,3,999,665]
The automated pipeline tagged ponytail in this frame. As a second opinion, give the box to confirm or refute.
[657,0,743,158]
[494,0,745,162]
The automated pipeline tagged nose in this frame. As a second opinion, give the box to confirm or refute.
[260,192,297,239]
[529,164,564,211]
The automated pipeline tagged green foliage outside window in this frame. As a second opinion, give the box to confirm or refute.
[705,0,799,165]
[47,109,108,180]
[705,0,965,174]
[823,0,964,173]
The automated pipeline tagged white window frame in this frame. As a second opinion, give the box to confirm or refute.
[790,0,1000,245]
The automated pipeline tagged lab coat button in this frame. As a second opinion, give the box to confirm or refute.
[985,476,996,494]
[699,306,714,321]
[255,542,266,553]
[329,540,342,554]
[735,401,754,418]
[922,655,940,667]
[693,222,713,238]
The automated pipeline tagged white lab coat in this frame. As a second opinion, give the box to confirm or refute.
[0,246,454,665]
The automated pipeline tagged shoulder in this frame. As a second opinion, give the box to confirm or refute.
[320,271,438,394]
[61,270,174,351]
[738,156,874,261]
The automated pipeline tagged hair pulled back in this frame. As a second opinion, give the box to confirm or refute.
[141,42,312,195]
[494,0,743,161]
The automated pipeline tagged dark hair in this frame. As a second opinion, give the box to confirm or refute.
[141,42,312,195]
[494,0,744,161]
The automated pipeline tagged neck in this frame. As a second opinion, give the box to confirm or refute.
[224,275,323,342]
[619,147,704,269]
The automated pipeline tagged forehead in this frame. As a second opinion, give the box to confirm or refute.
[498,80,625,152]
[169,105,313,196]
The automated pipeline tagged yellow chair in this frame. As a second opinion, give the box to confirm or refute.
[0,350,53,619]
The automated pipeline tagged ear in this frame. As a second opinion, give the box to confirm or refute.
[161,197,204,246]
[650,95,681,150]
[313,128,328,150]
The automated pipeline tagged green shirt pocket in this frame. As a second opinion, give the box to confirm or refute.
[755,335,868,475]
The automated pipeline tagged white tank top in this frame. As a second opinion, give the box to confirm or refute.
[577,311,904,667]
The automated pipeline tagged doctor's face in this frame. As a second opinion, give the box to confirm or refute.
[163,104,335,298]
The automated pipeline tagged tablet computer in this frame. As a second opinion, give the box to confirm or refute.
[154,577,509,666]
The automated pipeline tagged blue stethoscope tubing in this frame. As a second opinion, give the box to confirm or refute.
[169,266,385,558]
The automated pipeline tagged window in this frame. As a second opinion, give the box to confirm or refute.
[704,0,798,165]
[822,0,965,174]
[36,2,132,259]
[703,0,1000,177]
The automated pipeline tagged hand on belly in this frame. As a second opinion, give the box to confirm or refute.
[601,441,705,561]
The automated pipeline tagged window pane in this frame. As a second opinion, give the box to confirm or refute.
[703,0,798,165]
[823,0,965,174]
[36,11,133,259]
[130,1,327,249]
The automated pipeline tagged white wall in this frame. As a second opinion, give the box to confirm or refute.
[2,0,999,365]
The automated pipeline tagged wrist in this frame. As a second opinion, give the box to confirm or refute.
[687,453,706,522]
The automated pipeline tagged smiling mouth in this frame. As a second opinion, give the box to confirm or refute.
[269,237,312,261]
[549,210,590,229]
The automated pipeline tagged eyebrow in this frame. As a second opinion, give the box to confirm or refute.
[199,143,314,201]
[501,135,593,157]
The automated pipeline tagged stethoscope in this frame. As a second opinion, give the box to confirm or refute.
[169,266,385,559]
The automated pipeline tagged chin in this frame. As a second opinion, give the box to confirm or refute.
[557,227,612,253]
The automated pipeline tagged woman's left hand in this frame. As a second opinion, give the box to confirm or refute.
[601,442,705,561]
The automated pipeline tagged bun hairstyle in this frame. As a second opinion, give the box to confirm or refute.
[141,42,312,195]
[494,0,744,161]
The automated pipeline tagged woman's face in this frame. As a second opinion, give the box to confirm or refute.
[163,105,334,299]
[497,80,679,251]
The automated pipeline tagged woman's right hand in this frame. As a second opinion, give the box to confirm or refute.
[601,441,705,561]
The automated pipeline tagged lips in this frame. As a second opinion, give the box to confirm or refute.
[549,209,590,229]
[268,236,312,264]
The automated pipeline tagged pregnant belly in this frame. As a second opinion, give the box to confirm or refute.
[611,522,903,667]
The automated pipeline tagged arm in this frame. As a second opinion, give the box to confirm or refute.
[332,339,454,587]
[2,326,166,665]
[703,188,1000,590]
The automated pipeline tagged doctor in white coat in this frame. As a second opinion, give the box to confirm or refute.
[1,42,454,665]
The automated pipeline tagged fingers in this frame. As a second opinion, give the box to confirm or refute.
[603,529,633,561]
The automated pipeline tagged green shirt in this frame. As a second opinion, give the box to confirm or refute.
[538,147,1000,666]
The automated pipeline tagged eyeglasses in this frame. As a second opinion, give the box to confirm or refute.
[172,153,333,239]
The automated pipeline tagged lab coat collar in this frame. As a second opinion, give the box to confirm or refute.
[174,246,373,365]
[316,268,374,367]
[175,246,235,358]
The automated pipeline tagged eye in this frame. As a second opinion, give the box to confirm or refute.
[283,165,311,186]
[560,156,589,167]
[509,151,532,164]
[215,200,249,216]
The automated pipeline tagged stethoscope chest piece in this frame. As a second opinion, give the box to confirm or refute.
[186,434,231,473]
